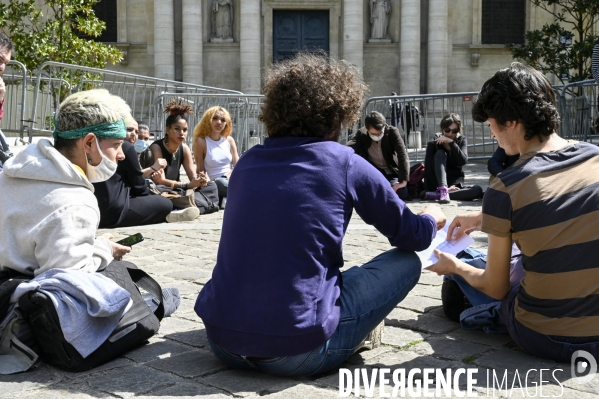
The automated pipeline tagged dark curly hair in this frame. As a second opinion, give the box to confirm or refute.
[260,52,368,140]
[163,98,193,128]
[472,62,559,142]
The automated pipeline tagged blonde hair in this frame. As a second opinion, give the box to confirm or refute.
[56,89,132,132]
[192,106,233,142]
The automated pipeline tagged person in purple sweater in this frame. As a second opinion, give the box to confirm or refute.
[194,52,446,376]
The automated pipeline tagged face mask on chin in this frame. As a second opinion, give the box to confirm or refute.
[134,139,150,153]
[86,137,118,183]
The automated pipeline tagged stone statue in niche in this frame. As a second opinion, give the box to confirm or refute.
[211,0,234,42]
[370,0,391,41]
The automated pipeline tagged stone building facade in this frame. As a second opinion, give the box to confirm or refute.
[101,0,562,95]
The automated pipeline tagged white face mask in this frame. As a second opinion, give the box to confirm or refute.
[134,139,150,153]
[86,137,118,183]
[369,133,384,142]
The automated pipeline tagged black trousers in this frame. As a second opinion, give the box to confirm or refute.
[102,195,173,228]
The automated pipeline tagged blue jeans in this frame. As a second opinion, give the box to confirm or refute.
[208,248,421,376]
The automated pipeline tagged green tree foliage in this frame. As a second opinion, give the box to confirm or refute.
[507,0,599,83]
[0,0,122,71]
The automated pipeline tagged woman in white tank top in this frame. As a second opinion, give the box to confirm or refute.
[192,106,239,209]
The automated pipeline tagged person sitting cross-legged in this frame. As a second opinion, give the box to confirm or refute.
[194,52,446,377]
[348,111,410,201]
[429,62,599,364]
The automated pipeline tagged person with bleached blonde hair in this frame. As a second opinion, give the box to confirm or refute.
[0,88,132,277]
[192,106,239,209]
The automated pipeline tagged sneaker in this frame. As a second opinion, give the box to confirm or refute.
[142,288,181,317]
[353,321,384,354]
[421,190,441,201]
[161,287,181,317]
[166,207,199,223]
[438,186,450,204]
[220,197,227,210]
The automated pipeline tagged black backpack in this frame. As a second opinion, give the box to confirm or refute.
[194,181,220,214]
[18,261,164,372]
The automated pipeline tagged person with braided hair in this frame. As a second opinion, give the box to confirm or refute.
[150,99,213,219]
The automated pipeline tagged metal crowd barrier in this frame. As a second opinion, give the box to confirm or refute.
[557,79,598,142]
[26,61,242,141]
[0,60,28,141]
[152,93,266,154]
[362,93,496,163]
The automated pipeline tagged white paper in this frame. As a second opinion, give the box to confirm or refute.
[417,224,474,269]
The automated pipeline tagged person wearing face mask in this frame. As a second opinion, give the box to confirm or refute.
[0,89,134,277]
[92,115,179,228]
[347,111,410,200]
[134,123,155,170]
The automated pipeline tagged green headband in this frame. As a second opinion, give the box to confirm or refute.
[53,118,126,140]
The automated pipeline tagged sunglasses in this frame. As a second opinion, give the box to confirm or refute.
[212,117,227,123]
[443,127,460,134]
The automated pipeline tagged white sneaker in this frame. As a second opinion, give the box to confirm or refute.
[166,207,199,223]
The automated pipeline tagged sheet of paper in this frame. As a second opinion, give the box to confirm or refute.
[417,224,474,269]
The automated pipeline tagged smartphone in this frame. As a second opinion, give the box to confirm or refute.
[116,233,144,247]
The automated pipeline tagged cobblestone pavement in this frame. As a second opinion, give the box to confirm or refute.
[1,163,596,398]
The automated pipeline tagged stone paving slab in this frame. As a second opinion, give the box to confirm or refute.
[1,162,593,398]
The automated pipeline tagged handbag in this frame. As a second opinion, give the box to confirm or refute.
[160,187,196,209]
[18,261,164,372]
[195,181,219,215]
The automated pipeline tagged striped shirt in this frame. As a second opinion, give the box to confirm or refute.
[593,39,599,84]
[482,141,599,337]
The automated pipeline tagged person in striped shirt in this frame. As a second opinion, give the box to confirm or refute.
[429,62,599,363]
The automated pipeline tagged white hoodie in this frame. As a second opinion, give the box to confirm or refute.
[0,139,113,276]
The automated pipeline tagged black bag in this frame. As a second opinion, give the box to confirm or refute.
[0,269,29,322]
[18,261,164,372]
[195,181,219,215]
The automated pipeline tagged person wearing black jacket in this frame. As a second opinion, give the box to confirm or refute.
[423,113,468,203]
[93,140,174,228]
[348,111,410,200]
[487,146,518,178]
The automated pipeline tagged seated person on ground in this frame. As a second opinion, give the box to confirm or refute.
[487,146,518,179]
[348,111,410,200]
[135,123,155,170]
[194,52,446,377]
[92,117,177,228]
[149,99,210,214]
[192,106,239,209]
[0,89,133,277]
[422,114,482,203]
[429,62,599,364]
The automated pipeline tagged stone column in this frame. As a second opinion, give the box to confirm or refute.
[153,0,175,80]
[343,0,363,74]
[399,0,420,94]
[240,0,262,93]
[182,0,203,84]
[427,0,448,94]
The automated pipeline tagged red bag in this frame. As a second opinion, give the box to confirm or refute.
[407,163,425,199]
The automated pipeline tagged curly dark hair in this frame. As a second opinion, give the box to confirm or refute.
[0,33,13,52]
[472,62,559,142]
[163,98,193,128]
[260,52,368,139]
